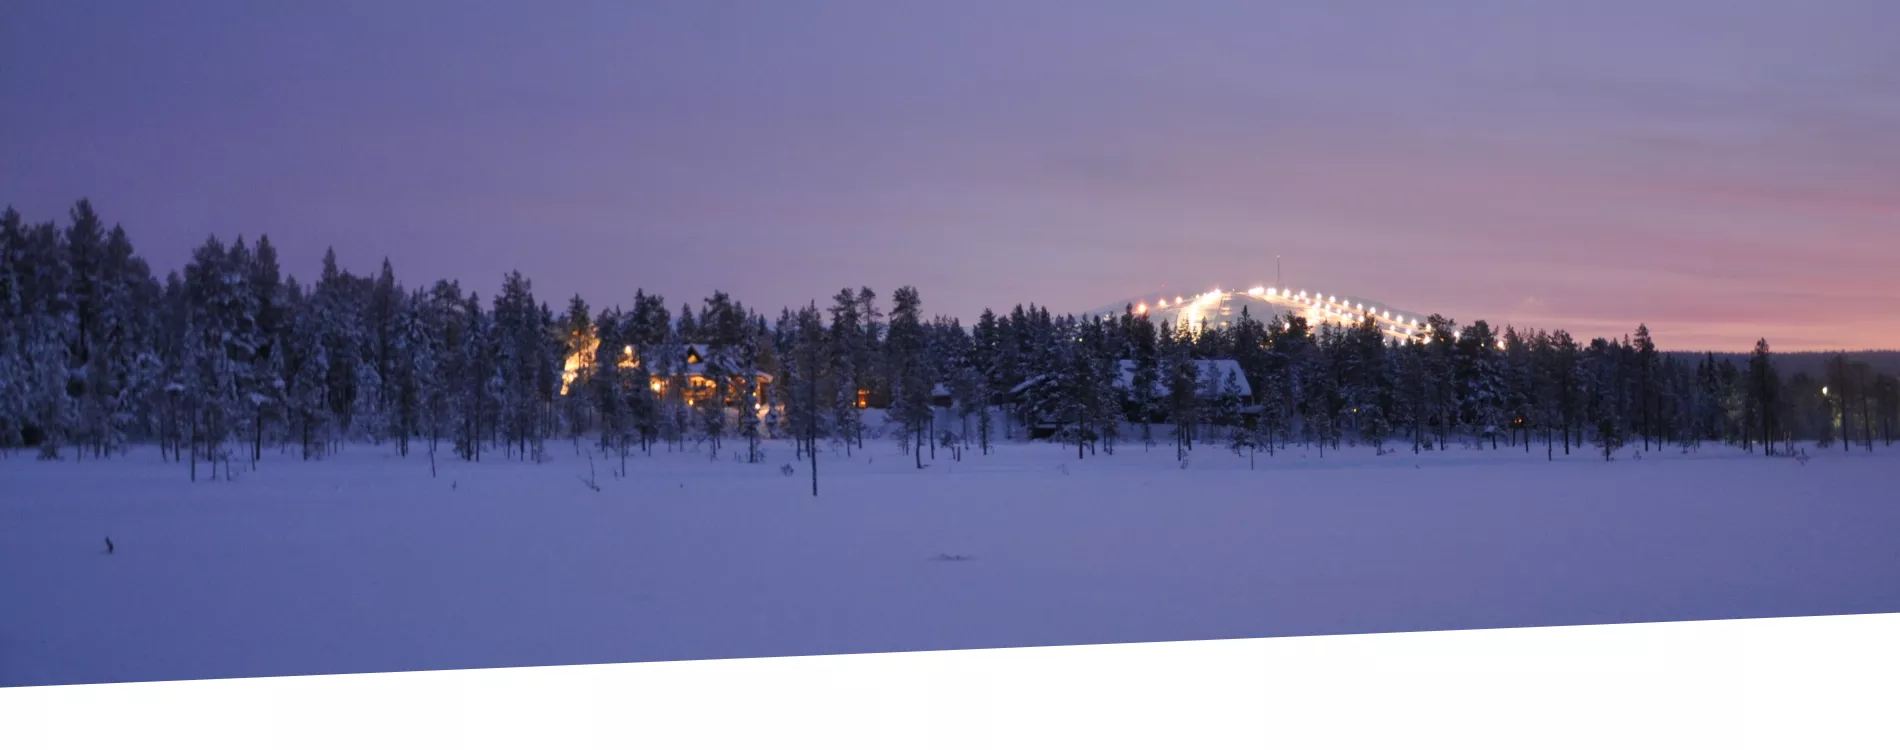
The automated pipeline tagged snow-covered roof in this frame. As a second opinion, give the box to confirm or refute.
[1007,360,1251,399]
[1116,359,1251,399]
[662,342,773,381]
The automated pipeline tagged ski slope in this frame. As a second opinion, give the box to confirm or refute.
[3,435,1897,687]
[1083,285,1429,341]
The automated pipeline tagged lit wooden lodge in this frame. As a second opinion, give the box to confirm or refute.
[562,340,772,408]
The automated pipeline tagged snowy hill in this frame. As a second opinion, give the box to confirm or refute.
[1080,286,1428,341]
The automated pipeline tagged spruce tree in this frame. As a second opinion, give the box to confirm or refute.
[886,286,930,468]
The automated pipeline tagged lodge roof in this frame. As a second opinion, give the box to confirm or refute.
[1006,359,1250,400]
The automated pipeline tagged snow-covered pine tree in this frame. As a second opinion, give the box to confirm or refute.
[392,287,431,461]
[625,290,669,453]
[62,200,111,457]
[1066,316,1100,459]
[1300,324,1338,456]
[533,301,563,461]
[1216,366,1245,450]
[736,313,764,464]
[0,207,25,453]
[241,235,286,462]
[10,217,76,459]
[368,258,402,442]
[285,283,333,460]
[857,286,883,419]
[826,288,866,454]
[559,294,596,449]
[1501,326,1534,452]
[1585,337,1628,460]
[1018,316,1077,449]
[1125,309,1161,448]
[886,286,931,468]
[591,307,627,466]
[1631,324,1660,450]
[1197,356,1226,443]
[969,308,1004,454]
[1748,339,1779,455]
[786,302,830,492]
[1162,319,1201,458]
[313,249,365,445]
[1344,317,1393,454]
[456,292,492,461]
[1456,320,1505,450]
[1087,316,1122,456]
[938,317,982,460]
[1423,315,1460,449]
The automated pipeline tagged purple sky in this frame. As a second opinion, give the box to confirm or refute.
[3,1,1896,352]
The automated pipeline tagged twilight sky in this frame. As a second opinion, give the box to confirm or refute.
[3,1,1896,352]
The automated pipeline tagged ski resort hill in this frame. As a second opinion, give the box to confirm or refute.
[1081,286,1430,343]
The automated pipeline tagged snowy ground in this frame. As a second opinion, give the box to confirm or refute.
[4,434,1898,687]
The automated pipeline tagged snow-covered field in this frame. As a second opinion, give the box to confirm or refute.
[4,437,1897,688]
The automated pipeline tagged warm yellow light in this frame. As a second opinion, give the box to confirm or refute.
[1157,299,1168,309]
[1248,286,1264,296]
[624,345,633,355]
[1175,296,1183,304]
[1822,386,1829,396]
[651,381,664,392]
[1266,287,1277,296]
[1136,303,1147,314]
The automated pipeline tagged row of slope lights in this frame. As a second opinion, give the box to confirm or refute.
[1136,287,1502,347]
[1137,287,1419,334]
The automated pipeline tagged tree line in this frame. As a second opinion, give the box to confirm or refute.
[3,200,1896,482]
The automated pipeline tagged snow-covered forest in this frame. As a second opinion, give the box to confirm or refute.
[8,199,1900,688]
[3,199,1897,479]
